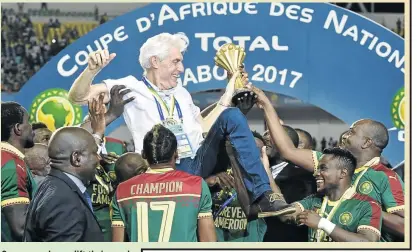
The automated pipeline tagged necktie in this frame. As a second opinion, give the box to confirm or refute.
[83,191,94,212]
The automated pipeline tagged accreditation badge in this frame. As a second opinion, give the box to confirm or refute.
[163,118,193,159]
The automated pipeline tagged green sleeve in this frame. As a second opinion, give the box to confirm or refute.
[296,195,321,212]
[198,179,213,217]
[356,200,382,237]
[111,193,124,227]
[1,159,30,207]
[378,171,405,213]
[312,151,323,175]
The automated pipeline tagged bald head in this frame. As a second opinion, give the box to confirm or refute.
[356,119,389,150]
[115,152,148,183]
[49,127,98,184]
[49,127,97,160]
[25,143,50,176]
[295,128,313,149]
[342,119,389,161]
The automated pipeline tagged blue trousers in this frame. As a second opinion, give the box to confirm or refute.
[177,107,271,203]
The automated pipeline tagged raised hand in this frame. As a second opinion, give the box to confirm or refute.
[88,93,106,136]
[88,49,116,74]
[107,85,135,119]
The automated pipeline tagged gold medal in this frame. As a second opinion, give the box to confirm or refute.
[164,117,178,127]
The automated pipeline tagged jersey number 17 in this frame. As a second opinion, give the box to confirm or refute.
[136,201,176,242]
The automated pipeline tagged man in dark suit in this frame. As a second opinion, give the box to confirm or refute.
[23,126,104,242]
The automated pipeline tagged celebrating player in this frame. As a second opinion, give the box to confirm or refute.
[276,148,382,242]
[111,124,216,242]
[251,86,404,241]
[1,102,37,242]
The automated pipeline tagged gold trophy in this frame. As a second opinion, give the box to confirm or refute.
[214,43,251,105]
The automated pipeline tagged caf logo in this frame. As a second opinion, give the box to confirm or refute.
[339,212,353,226]
[391,87,405,129]
[29,88,83,131]
[359,181,373,195]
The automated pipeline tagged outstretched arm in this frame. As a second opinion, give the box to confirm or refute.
[252,86,316,173]
[68,49,116,105]
[200,72,241,133]
[80,85,134,132]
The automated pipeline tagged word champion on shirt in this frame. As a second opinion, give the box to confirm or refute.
[131,181,184,195]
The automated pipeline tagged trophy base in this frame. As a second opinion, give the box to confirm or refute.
[232,89,252,106]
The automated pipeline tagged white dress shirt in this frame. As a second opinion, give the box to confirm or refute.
[63,172,86,193]
[103,75,204,156]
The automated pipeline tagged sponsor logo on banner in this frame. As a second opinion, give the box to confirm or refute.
[29,89,83,131]
[389,87,405,142]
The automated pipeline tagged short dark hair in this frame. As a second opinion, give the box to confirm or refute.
[143,125,177,165]
[323,147,357,177]
[283,125,299,147]
[32,122,48,131]
[252,131,266,145]
[295,128,313,148]
[1,102,25,141]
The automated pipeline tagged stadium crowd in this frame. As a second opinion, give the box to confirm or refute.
[1,8,86,93]
[1,32,405,243]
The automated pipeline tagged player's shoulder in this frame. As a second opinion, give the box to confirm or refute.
[371,163,398,176]
[1,147,25,168]
[365,163,397,179]
[351,193,382,209]
[300,193,323,204]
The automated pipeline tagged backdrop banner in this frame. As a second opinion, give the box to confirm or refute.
[2,3,405,165]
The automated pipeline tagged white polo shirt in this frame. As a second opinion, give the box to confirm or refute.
[103,75,204,155]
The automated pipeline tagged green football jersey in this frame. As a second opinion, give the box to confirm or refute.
[212,169,267,242]
[111,168,212,242]
[212,186,266,242]
[87,165,113,241]
[312,152,405,242]
[296,192,382,242]
[1,142,37,242]
[103,137,127,183]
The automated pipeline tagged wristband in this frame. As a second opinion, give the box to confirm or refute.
[318,218,336,235]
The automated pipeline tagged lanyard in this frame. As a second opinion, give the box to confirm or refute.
[142,77,183,121]
[315,168,368,242]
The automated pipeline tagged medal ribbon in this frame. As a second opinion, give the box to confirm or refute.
[142,77,183,121]
[315,168,368,242]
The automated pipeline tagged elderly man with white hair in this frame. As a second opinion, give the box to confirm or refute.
[68,32,294,218]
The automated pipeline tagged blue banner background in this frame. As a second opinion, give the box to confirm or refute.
[2,3,405,165]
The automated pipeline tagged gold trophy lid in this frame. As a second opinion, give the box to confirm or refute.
[214,43,246,70]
